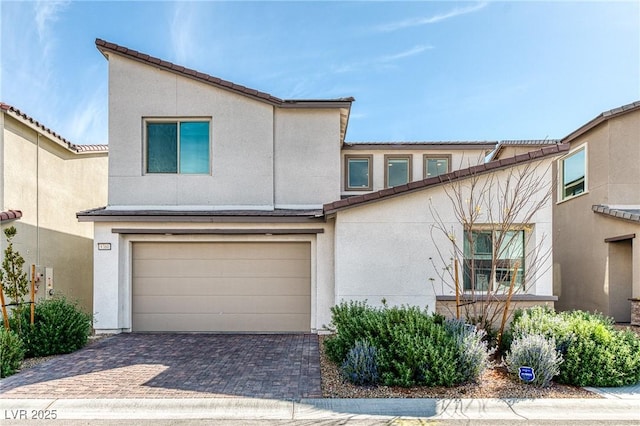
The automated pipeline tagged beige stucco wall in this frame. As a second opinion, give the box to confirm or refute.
[274,108,341,207]
[553,109,640,320]
[1,113,108,313]
[91,220,336,333]
[107,54,345,209]
[340,147,489,196]
[108,55,274,208]
[333,159,555,313]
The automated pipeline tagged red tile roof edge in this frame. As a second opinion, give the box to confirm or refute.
[1,103,108,154]
[95,39,355,108]
[0,210,22,222]
[323,143,570,214]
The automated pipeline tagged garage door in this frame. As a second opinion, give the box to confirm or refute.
[132,242,311,332]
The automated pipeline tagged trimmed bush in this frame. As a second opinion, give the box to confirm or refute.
[325,301,492,387]
[341,340,379,385]
[12,297,92,357]
[504,333,562,387]
[0,328,25,378]
[507,307,640,387]
[444,318,494,383]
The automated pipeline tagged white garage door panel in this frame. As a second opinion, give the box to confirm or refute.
[132,242,311,332]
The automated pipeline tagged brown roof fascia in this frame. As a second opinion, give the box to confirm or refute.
[561,100,640,144]
[0,210,22,223]
[343,141,497,151]
[1,103,108,154]
[95,39,355,111]
[76,207,325,223]
[323,143,570,215]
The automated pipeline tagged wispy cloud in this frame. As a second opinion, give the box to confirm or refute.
[68,82,108,145]
[35,1,70,41]
[377,2,487,32]
[169,2,202,66]
[379,45,433,62]
[331,44,432,75]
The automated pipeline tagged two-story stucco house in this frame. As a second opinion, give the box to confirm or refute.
[553,101,640,323]
[79,40,563,334]
[1,103,108,313]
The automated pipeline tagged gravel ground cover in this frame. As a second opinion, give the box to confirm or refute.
[318,334,601,399]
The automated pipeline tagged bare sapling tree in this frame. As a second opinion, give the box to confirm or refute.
[0,226,29,331]
[428,159,554,336]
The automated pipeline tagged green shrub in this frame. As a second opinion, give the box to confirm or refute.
[325,301,491,387]
[444,318,494,383]
[507,307,640,387]
[12,297,92,357]
[504,333,562,387]
[341,340,379,385]
[0,328,25,378]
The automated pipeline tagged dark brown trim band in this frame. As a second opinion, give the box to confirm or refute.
[111,228,324,235]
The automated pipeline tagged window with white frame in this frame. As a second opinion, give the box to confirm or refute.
[145,119,210,174]
[385,155,412,187]
[424,155,451,178]
[345,155,373,190]
[463,229,525,291]
[559,146,586,200]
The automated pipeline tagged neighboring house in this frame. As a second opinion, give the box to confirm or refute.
[0,103,108,314]
[553,101,640,323]
[79,39,565,334]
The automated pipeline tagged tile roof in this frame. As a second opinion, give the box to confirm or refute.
[0,210,22,222]
[95,39,354,108]
[77,207,323,222]
[592,205,640,223]
[0,103,108,154]
[344,141,497,150]
[489,139,560,161]
[324,143,570,214]
[562,100,640,143]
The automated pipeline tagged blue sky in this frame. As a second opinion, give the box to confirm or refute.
[1,1,638,145]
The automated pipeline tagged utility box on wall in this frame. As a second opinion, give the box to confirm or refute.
[30,265,54,301]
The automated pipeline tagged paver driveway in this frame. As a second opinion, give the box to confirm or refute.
[0,334,321,400]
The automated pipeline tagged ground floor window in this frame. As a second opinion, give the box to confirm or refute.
[463,229,525,291]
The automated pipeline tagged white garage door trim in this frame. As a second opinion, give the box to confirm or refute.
[132,241,311,332]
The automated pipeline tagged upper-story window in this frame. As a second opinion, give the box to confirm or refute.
[424,155,451,178]
[145,119,210,174]
[385,155,412,187]
[559,145,586,201]
[345,155,373,190]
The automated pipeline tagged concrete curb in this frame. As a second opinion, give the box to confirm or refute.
[1,398,639,421]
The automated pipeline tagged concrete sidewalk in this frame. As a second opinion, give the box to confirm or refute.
[1,397,638,421]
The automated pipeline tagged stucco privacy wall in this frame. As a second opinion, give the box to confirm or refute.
[333,159,554,311]
[274,108,342,208]
[91,221,336,333]
[107,55,275,208]
[2,113,107,312]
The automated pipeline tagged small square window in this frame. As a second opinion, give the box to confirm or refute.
[146,119,210,174]
[345,155,373,190]
[385,155,412,188]
[559,146,586,200]
[424,155,451,178]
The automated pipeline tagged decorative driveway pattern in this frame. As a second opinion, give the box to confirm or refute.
[0,334,321,400]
